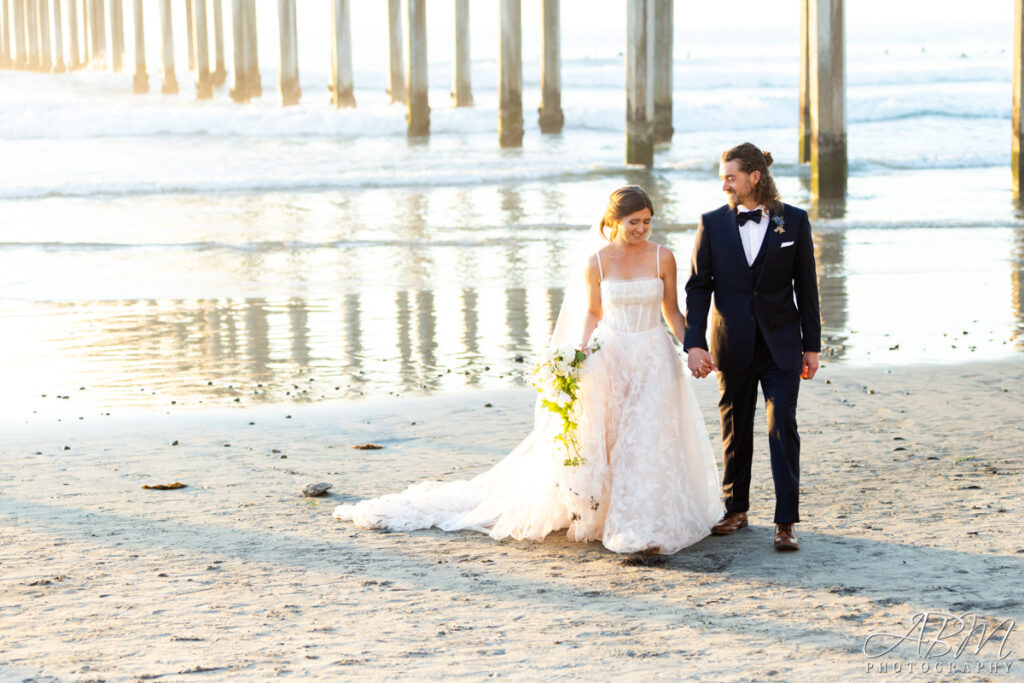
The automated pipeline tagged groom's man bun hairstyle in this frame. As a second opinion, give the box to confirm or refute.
[722,142,783,214]
[600,185,655,241]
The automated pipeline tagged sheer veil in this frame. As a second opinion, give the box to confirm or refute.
[547,220,610,350]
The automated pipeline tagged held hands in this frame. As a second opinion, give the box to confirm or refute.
[801,351,819,380]
[687,348,717,379]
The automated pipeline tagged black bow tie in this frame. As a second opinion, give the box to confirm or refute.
[737,209,762,226]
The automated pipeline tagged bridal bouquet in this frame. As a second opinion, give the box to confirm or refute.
[526,340,600,466]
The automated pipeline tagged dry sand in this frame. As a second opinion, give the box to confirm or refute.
[2,360,1023,681]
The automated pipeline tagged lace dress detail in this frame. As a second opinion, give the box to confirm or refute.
[334,252,723,554]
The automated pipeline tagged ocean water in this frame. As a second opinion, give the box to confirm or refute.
[1,3,1022,415]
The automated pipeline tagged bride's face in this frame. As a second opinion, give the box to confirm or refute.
[614,208,652,245]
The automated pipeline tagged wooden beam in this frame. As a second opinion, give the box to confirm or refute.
[158,0,177,93]
[386,0,404,104]
[1014,0,1024,197]
[131,0,147,92]
[26,0,38,69]
[799,0,811,163]
[626,0,654,166]
[66,0,79,68]
[406,0,429,135]
[244,0,260,97]
[192,0,212,98]
[109,0,123,71]
[451,0,472,106]
[211,0,226,85]
[277,0,300,106]
[652,0,672,143]
[37,0,50,71]
[538,0,563,133]
[229,0,247,101]
[329,0,354,108]
[0,0,8,67]
[498,0,523,147]
[52,0,64,71]
[184,0,194,70]
[809,0,846,200]
[89,0,104,62]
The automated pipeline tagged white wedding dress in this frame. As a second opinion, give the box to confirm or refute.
[334,249,723,554]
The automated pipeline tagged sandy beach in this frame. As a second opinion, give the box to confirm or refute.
[2,359,1022,681]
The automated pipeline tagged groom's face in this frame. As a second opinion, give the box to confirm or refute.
[720,159,760,209]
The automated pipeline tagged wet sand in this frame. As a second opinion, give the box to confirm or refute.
[1,360,1023,681]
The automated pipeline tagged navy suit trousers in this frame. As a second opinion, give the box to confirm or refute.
[716,327,801,524]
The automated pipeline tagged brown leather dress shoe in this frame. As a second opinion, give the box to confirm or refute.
[774,523,799,551]
[710,511,748,535]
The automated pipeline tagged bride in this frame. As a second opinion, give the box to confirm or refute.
[334,186,723,554]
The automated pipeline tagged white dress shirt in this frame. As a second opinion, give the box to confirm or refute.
[737,204,769,266]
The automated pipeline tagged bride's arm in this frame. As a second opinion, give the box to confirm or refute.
[579,255,603,347]
[659,248,688,344]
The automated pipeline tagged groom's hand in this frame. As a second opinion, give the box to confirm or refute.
[687,348,716,379]
[801,351,819,380]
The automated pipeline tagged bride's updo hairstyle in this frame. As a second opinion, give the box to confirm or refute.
[599,185,655,241]
[721,142,783,214]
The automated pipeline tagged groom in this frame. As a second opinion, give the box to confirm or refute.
[683,142,821,551]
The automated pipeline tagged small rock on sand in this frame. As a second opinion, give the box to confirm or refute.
[302,482,333,497]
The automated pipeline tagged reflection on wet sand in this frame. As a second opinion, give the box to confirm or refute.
[1014,228,1024,351]
[7,220,1024,412]
[815,230,849,361]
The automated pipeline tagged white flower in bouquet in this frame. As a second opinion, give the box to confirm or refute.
[525,339,602,466]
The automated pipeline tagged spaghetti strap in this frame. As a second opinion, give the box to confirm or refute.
[596,251,604,281]
[656,244,661,278]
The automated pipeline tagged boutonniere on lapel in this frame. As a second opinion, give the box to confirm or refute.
[772,215,786,234]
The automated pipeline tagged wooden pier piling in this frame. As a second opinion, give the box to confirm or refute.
[36,0,50,72]
[498,0,523,147]
[799,0,810,163]
[538,0,563,133]
[230,0,247,101]
[277,0,300,106]
[81,0,88,64]
[66,0,79,68]
[406,0,429,136]
[192,0,213,98]
[626,0,654,166]
[158,0,177,93]
[452,0,472,106]
[0,0,11,67]
[652,0,672,143]
[386,0,404,104]
[12,0,25,68]
[211,0,226,85]
[809,0,847,199]
[1014,0,1024,197]
[329,0,354,108]
[109,0,123,71]
[52,0,64,72]
[89,0,104,63]
[184,0,194,70]
[28,0,40,68]
[131,0,146,91]
[244,0,260,97]
[26,0,38,69]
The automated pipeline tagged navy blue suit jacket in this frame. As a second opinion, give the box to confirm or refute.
[683,203,821,373]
